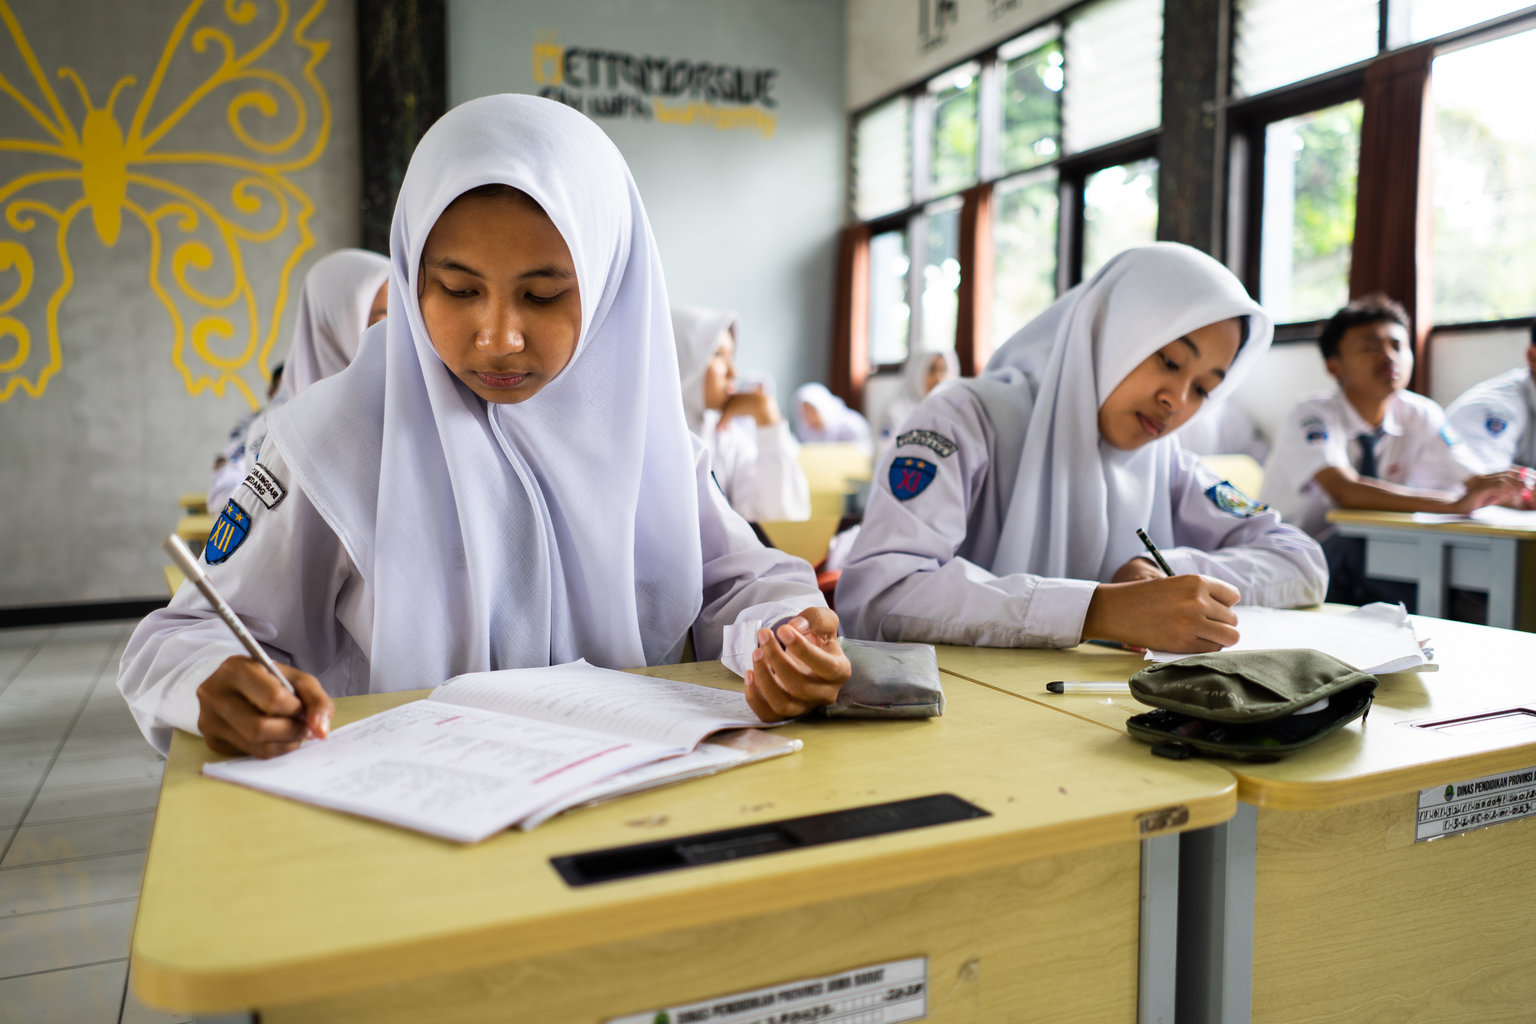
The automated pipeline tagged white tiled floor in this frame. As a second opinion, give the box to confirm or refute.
[0,620,191,1024]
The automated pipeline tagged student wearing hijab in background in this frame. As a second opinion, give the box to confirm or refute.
[793,382,873,451]
[121,94,849,758]
[877,346,960,442]
[671,306,810,522]
[836,243,1326,653]
[207,249,390,512]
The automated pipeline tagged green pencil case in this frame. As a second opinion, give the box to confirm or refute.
[1125,649,1377,761]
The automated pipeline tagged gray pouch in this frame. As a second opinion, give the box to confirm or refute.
[823,639,944,718]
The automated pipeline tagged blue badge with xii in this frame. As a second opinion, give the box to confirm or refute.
[205,500,251,564]
[889,457,936,500]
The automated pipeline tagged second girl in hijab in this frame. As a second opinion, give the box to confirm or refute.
[836,243,1326,653]
[120,94,850,758]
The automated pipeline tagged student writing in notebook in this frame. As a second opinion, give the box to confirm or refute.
[835,243,1327,654]
[119,95,850,758]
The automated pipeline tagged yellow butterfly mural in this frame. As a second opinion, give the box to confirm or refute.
[0,0,330,407]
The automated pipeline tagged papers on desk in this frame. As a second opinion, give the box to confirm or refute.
[202,660,798,843]
[1411,507,1536,528]
[1146,603,1434,675]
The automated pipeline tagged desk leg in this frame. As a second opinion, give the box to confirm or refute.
[1139,834,1179,1024]
[1175,804,1256,1024]
[1416,537,1445,618]
[1486,537,1518,628]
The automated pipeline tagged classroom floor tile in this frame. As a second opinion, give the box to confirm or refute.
[0,618,187,1023]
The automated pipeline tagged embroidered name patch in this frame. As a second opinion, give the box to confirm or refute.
[889,457,937,500]
[1486,415,1509,436]
[205,500,252,564]
[1302,416,1328,444]
[241,462,287,510]
[1205,481,1267,518]
[896,429,958,457]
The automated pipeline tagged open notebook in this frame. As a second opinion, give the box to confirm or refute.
[1145,603,1434,674]
[202,660,798,843]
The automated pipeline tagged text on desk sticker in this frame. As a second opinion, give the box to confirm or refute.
[1416,766,1536,841]
[604,956,928,1024]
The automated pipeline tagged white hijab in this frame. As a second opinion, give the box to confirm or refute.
[266,94,703,690]
[793,382,870,444]
[670,305,737,434]
[273,249,389,399]
[901,346,960,403]
[978,242,1272,582]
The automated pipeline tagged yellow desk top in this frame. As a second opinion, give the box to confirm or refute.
[1327,507,1536,539]
[937,615,1536,812]
[175,513,215,543]
[179,492,208,515]
[133,662,1234,1012]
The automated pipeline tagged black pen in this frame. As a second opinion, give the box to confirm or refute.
[1136,527,1175,577]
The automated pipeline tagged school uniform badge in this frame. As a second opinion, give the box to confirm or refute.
[240,462,287,510]
[205,500,252,564]
[896,429,958,457]
[1302,416,1328,444]
[890,457,937,500]
[1205,481,1267,518]
[1486,415,1509,436]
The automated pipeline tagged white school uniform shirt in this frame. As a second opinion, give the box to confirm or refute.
[835,382,1327,647]
[120,94,826,753]
[702,410,811,522]
[835,242,1326,648]
[1444,368,1536,472]
[1259,388,1480,538]
[120,441,816,754]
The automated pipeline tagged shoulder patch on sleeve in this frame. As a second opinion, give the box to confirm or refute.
[896,428,958,457]
[204,500,252,564]
[1485,415,1508,437]
[889,457,937,500]
[240,462,287,510]
[1301,416,1328,444]
[1205,480,1268,518]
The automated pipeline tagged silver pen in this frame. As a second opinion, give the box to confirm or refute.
[162,534,295,696]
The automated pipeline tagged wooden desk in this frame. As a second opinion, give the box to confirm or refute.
[179,492,208,515]
[176,513,215,554]
[939,618,1536,1023]
[162,564,185,598]
[132,663,1234,1023]
[1326,508,1536,630]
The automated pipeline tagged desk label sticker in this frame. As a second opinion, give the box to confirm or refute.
[1416,766,1536,841]
[605,956,928,1024]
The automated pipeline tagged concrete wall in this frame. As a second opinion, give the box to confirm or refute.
[0,0,361,608]
[447,0,846,412]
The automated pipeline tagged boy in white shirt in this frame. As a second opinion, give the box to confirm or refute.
[1260,295,1526,606]
[1444,326,1536,492]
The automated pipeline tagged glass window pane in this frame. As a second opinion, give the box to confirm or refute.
[1063,0,1163,153]
[1233,0,1378,97]
[1430,29,1536,322]
[1259,101,1362,323]
[868,229,911,365]
[854,97,911,220]
[993,173,1060,344]
[929,64,980,197]
[918,201,963,353]
[1406,0,1531,43]
[1001,35,1064,174]
[1082,159,1159,280]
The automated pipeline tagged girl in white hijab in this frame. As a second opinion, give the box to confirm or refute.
[793,382,872,450]
[836,243,1326,652]
[121,94,849,758]
[877,346,960,441]
[671,306,810,522]
[207,249,390,511]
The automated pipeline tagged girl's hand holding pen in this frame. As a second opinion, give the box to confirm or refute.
[744,606,852,721]
[197,657,334,759]
[1082,574,1241,654]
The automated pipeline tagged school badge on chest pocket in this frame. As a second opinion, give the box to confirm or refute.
[205,500,252,564]
[890,457,937,500]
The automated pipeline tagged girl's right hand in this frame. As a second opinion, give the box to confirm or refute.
[196,656,332,759]
[1082,575,1241,654]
